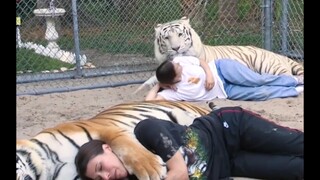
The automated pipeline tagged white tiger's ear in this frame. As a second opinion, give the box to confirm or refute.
[181,16,188,20]
[181,16,190,22]
[155,23,162,30]
[180,17,190,25]
[180,16,190,27]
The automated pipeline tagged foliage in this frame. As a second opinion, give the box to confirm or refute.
[16,48,74,73]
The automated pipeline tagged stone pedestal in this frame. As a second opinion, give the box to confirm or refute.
[33,8,66,49]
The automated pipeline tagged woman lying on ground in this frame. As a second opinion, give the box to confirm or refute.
[145,56,304,101]
[75,106,303,180]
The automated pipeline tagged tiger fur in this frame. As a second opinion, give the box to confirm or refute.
[134,17,304,93]
[16,101,210,180]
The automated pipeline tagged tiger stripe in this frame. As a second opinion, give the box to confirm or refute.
[154,17,304,76]
[17,101,210,180]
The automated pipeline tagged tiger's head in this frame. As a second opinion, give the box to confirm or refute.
[154,17,204,63]
[16,140,51,180]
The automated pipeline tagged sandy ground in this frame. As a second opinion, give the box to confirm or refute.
[17,83,304,139]
[16,84,303,180]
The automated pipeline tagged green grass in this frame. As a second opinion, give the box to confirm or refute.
[18,0,302,73]
[59,24,155,57]
[16,48,75,73]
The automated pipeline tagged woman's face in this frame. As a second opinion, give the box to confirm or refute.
[85,144,128,180]
[172,62,183,83]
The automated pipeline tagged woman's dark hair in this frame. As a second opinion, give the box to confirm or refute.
[75,140,105,180]
[156,60,176,84]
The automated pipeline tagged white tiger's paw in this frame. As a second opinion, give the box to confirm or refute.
[147,75,159,88]
[133,76,158,94]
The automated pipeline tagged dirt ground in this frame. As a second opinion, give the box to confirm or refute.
[16,84,304,139]
[16,83,303,180]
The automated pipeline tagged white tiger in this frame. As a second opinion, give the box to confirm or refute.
[134,17,304,93]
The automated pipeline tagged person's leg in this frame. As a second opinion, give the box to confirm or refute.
[231,151,303,180]
[215,59,299,86]
[210,107,303,179]
[224,84,300,101]
[211,107,303,155]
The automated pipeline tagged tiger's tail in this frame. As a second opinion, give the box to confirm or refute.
[134,75,158,94]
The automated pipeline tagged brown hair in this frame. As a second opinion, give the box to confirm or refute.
[156,60,176,84]
[74,140,105,180]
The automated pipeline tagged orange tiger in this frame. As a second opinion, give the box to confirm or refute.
[16,100,210,180]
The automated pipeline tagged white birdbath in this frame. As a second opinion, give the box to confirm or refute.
[33,8,66,49]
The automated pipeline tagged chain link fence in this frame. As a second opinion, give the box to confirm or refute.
[16,0,304,95]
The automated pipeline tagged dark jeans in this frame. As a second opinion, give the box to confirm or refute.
[210,107,303,180]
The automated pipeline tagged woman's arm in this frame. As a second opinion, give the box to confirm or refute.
[165,150,189,180]
[134,119,189,179]
[134,118,189,180]
[145,83,166,100]
[199,58,214,90]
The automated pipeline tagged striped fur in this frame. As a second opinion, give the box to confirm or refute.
[135,17,304,93]
[16,101,210,180]
[154,17,304,75]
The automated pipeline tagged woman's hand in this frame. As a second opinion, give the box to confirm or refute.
[199,58,215,90]
[145,83,166,101]
[205,75,215,90]
[165,150,189,180]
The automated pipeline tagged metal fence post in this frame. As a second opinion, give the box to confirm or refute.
[280,0,289,55]
[71,0,82,78]
[263,0,272,50]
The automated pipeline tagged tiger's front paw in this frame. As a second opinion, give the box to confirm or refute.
[125,152,166,180]
[113,142,167,180]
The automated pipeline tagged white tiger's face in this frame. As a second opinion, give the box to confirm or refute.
[154,18,196,60]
